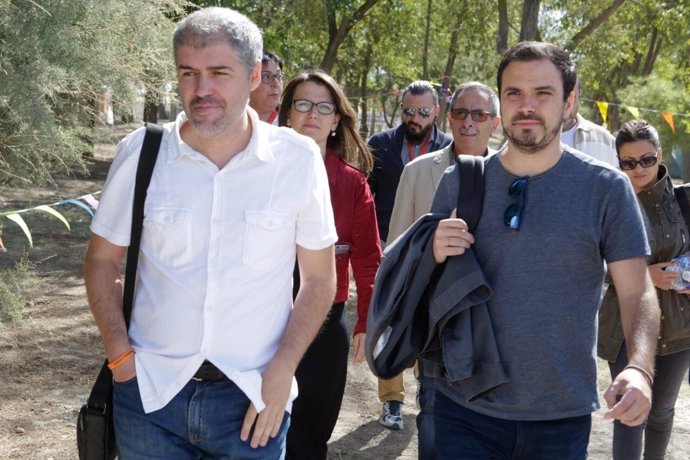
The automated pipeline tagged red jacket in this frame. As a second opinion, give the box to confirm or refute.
[325,151,381,335]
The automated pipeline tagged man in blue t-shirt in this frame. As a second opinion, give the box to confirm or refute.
[430,41,660,459]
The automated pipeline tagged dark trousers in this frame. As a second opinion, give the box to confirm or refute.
[434,389,591,460]
[609,342,690,460]
[286,302,349,460]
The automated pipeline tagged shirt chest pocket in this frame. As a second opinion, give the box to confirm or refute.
[243,210,296,269]
[143,208,193,267]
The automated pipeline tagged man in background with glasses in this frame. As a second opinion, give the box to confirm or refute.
[561,76,617,166]
[367,80,452,431]
[249,51,283,125]
[387,81,500,458]
[428,41,659,459]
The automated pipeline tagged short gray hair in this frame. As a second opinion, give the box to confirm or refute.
[173,7,263,72]
[450,82,499,117]
[402,80,439,106]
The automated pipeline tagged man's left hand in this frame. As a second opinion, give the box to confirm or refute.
[240,360,292,448]
[603,367,652,426]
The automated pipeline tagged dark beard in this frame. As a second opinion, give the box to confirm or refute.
[505,115,561,154]
[405,122,433,143]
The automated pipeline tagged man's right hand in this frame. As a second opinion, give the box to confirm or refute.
[432,209,475,264]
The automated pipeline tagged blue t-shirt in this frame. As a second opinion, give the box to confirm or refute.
[431,148,649,420]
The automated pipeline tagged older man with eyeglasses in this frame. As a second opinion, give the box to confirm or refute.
[384,81,500,458]
[367,80,452,432]
[249,51,284,125]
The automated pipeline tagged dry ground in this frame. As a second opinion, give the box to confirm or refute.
[0,123,688,459]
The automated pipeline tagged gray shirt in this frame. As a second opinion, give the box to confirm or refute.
[431,148,649,420]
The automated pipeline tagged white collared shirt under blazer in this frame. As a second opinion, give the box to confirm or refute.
[91,108,337,414]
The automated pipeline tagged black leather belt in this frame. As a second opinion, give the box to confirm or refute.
[192,361,228,382]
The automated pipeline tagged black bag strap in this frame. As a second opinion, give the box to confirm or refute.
[87,123,163,407]
[456,154,485,233]
[674,184,690,233]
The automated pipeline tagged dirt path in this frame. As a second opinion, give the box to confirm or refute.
[0,123,688,459]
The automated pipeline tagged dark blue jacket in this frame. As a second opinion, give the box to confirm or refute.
[367,124,452,241]
[365,213,508,402]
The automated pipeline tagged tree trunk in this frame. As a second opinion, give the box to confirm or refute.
[497,0,509,53]
[143,90,158,124]
[422,0,432,80]
[566,0,626,50]
[359,42,373,139]
[519,0,540,42]
[321,0,381,73]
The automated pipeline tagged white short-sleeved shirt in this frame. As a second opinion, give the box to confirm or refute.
[91,108,337,413]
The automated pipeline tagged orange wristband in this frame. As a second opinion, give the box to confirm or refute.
[107,349,134,370]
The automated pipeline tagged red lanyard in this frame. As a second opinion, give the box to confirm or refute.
[267,111,278,124]
[407,130,432,162]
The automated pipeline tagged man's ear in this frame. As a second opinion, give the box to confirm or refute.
[491,115,501,133]
[563,90,575,121]
[249,61,262,92]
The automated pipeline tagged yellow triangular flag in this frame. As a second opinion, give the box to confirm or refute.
[661,111,675,133]
[35,205,71,231]
[596,101,609,123]
[5,213,33,247]
[625,106,640,119]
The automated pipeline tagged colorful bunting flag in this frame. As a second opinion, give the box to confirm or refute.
[1,192,100,248]
[661,111,676,133]
[625,106,640,119]
[596,101,609,123]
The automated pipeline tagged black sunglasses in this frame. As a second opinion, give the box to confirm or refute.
[449,108,492,122]
[504,177,528,230]
[618,155,658,171]
[401,106,432,118]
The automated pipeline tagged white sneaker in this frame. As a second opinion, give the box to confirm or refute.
[378,400,404,430]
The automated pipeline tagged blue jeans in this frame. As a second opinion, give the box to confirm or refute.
[113,377,289,459]
[416,376,437,460]
[434,390,591,459]
[609,342,690,460]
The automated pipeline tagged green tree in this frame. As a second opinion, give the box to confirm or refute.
[0,0,187,185]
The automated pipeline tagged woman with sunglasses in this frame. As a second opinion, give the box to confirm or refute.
[598,119,690,460]
[278,70,381,459]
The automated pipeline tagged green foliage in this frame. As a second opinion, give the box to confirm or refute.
[1,0,689,174]
[0,255,37,325]
[0,0,187,185]
[616,75,690,154]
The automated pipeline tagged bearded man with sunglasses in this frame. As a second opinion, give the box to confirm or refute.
[428,41,659,459]
[367,80,451,431]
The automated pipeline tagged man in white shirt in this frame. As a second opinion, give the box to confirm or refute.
[561,77,618,166]
[84,7,336,458]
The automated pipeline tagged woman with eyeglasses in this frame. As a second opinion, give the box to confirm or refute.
[598,119,690,460]
[278,70,381,459]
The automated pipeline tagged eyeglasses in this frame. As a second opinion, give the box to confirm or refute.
[260,72,283,85]
[504,177,528,230]
[402,106,432,118]
[449,108,492,122]
[618,155,658,171]
[293,99,337,115]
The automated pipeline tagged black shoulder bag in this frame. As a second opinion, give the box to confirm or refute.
[456,154,485,233]
[77,123,163,460]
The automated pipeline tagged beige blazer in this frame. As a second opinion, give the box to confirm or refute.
[388,144,496,244]
[387,145,457,244]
